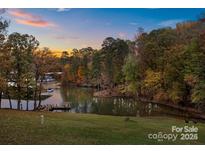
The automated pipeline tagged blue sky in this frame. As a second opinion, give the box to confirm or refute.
[1,8,205,51]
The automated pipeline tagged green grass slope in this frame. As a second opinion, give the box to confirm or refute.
[0,110,204,144]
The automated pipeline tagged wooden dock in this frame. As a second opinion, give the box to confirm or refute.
[37,104,71,112]
[48,106,71,111]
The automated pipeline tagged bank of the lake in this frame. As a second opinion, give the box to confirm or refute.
[0,110,205,144]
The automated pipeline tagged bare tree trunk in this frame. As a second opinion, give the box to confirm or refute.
[33,88,37,110]
[6,79,12,109]
[9,98,12,109]
[17,83,21,110]
[38,91,42,108]
[26,101,29,111]
[0,92,2,109]
[26,83,29,111]
[7,93,12,109]
[38,80,43,108]
[17,62,21,110]
[33,76,38,110]
[17,100,20,110]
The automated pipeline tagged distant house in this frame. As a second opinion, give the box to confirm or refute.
[42,75,55,82]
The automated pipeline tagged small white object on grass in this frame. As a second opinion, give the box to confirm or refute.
[40,115,44,125]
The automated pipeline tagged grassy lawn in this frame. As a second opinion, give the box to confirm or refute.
[0,109,205,144]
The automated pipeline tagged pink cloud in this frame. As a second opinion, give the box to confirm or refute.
[9,9,56,28]
[9,9,39,19]
[15,19,55,28]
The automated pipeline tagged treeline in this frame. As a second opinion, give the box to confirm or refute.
[61,17,205,107]
[0,18,61,110]
[61,38,132,88]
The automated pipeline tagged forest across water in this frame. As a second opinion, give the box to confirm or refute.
[0,12,205,115]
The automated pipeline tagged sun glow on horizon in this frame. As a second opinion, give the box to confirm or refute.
[50,48,73,57]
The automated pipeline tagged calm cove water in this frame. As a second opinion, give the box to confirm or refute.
[1,84,182,117]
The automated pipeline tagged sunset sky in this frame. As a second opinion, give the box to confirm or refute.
[1,8,205,52]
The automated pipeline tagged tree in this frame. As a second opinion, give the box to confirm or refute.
[6,32,39,110]
[60,51,69,65]
[142,69,162,99]
[101,37,116,86]
[79,47,94,83]
[101,37,130,87]
[33,47,57,109]
[0,77,6,109]
[62,64,74,83]
[0,43,13,109]
[77,66,84,83]
[112,39,130,84]
[22,72,35,110]
[0,17,10,108]
[91,51,101,90]
[69,49,80,82]
[122,54,140,95]
[191,81,205,104]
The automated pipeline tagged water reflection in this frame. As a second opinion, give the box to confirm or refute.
[1,99,34,110]
[1,85,162,117]
[59,86,160,116]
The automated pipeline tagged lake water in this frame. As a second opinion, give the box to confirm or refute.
[1,84,182,117]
